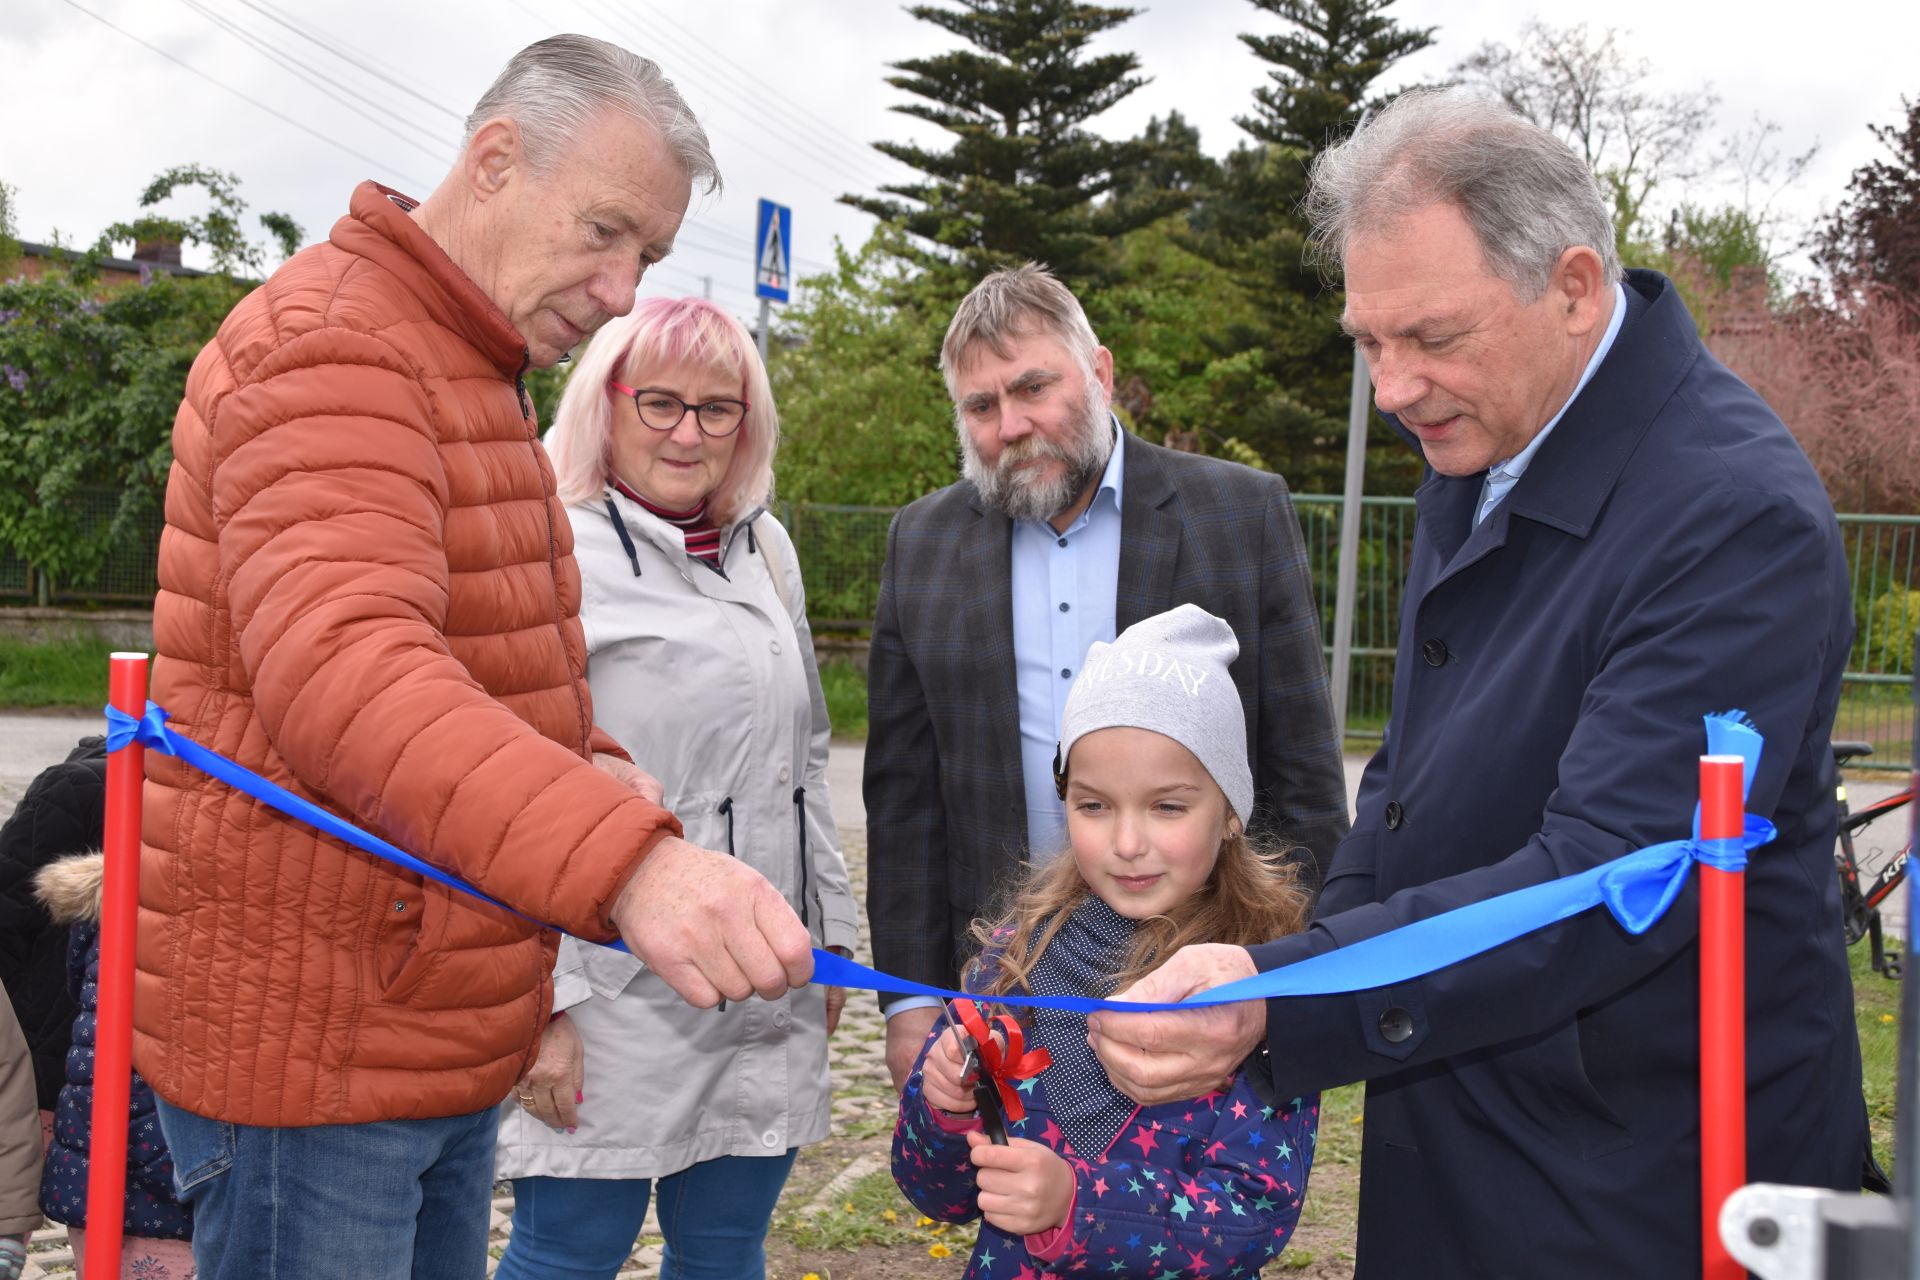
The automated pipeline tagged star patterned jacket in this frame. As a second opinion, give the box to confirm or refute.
[35,853,190,1240]
[892,1003,1316,1276]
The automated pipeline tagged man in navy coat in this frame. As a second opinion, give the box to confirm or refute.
[1088,88,1867,1276]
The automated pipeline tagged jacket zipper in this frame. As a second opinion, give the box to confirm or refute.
[514,351,533,419]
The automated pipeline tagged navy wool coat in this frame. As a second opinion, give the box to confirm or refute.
[1248,271,1866,1277]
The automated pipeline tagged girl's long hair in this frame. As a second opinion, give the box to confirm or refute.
[965,819,1310,1001]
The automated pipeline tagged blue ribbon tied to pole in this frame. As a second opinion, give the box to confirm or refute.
[106,703,1772,1015]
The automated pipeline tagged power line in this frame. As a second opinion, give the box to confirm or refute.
[57,0,433,189]
[175,0,458,162]
[671,219,832,276]
[230,0,466,123]
[577,0,897,190]
[554,0,895,201]
[627,0,910,182]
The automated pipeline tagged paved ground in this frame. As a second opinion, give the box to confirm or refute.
[5,721,1911,1276]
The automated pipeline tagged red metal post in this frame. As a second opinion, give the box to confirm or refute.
[1699,755,1747,1280]
[88,653,148,1280]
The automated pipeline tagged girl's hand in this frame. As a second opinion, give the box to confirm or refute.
[919,1025,977,1115]
[967,1131,1075,1237]
[515,1013,585,1132]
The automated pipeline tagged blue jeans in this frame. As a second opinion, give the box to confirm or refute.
[154,1097,498,1280]
[494,1150,800,1280]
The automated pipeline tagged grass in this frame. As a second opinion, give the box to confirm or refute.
[0,632,118,708]
[819,658,868,741]
[1853,937,1902,1173]
[0,635,884,743]
[1835,682,1915,775]
[773,1167,976,1256]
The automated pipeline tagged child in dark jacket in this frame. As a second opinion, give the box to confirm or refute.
[35,853,195,1278]
[891,606,1319,1277]
[0,736,108,1129]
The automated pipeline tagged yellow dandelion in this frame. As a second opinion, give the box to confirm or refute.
[917,1215,935,1228]
[883,1209,899,1223]
[1350,1113,1364,1123]
[932,1222,949,1236]
[803,1274,823,1280]
[929,1243,953,1258]
[1883,1014,1897,1025]
[843,1201,856,1213]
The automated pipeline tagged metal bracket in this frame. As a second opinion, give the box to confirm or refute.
[1721,1184,1907,1278]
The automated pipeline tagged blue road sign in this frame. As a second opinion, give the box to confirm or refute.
[755,199,792,303]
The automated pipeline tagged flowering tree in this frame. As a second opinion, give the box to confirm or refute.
[1710,289,1920,514]
[0,169,298,599]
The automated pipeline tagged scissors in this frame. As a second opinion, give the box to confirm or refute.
[949,999,1009,1145]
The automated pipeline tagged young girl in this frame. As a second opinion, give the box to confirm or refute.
[892,604,1318,1277]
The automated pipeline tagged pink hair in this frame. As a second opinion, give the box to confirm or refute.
[545,296,778,524]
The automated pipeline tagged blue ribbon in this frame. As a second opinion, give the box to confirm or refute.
[105,703,1770,1012]
[105,702,631,955]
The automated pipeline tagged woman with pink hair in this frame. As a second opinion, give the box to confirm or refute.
[494,297,857,1280]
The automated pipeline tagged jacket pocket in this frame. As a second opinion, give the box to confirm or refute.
[1526,1020,1633,1160]
[374,879,448,1007]
[579,944,644,999]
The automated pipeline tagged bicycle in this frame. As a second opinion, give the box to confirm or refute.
[1832,740,1916,980]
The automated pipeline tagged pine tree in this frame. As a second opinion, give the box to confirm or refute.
[1182,0,1434,492]
[1239,0,1435,152]
[843,0,1185,290]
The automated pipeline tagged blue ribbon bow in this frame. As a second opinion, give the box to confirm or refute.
[104,703,1770,1012]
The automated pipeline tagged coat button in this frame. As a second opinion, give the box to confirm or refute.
[1378,1007,1414,1043]
[762,1129,780,1147]
[778,765,790,782]
[773,1009,790,1029]
[392,900,407,913]
[770,640,781,654]
[1422,638,1449,666]
[1384,801,1404,829]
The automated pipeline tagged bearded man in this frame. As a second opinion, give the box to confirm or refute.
[864,263,1350,1089]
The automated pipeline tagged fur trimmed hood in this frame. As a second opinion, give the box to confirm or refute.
[34,851,103,925]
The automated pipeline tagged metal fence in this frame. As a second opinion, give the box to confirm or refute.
[1293,495,1415,743]
[0,488,167,605]
[1837,514,1920,770]
[10,494,1915,768]
[777,497,1916,770]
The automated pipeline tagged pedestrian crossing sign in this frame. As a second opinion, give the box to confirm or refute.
[755,199,792,303]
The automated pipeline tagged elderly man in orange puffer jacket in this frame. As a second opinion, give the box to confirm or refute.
[136,34,814,1280]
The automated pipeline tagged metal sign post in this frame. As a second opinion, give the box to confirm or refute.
[754,198,792,365]
[1328,106,1373,741]
[1330,342,1370,738]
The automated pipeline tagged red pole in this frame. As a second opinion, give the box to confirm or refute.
[88,653,148,1280]
[1699,754,1747,1280]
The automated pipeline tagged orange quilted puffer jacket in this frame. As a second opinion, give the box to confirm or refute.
[136,181,681,1127]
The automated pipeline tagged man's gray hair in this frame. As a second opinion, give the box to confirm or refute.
[466,34,720,194]
[1304,87,1620,301]
[941,263,1102,395]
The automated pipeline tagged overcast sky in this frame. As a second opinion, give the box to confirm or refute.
[5,0,1915,321]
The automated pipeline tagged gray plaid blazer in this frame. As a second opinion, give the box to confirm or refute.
[863,432,1349,994]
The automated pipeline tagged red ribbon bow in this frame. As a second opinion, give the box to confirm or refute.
[952,997,1053,1125]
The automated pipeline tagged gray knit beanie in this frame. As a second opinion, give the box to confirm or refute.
[1054,603,1253,821]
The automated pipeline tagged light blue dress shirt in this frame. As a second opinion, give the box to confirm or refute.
[1011,420,1126,859]
[884,423,1124,1020]
[1476,282,1629,525]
